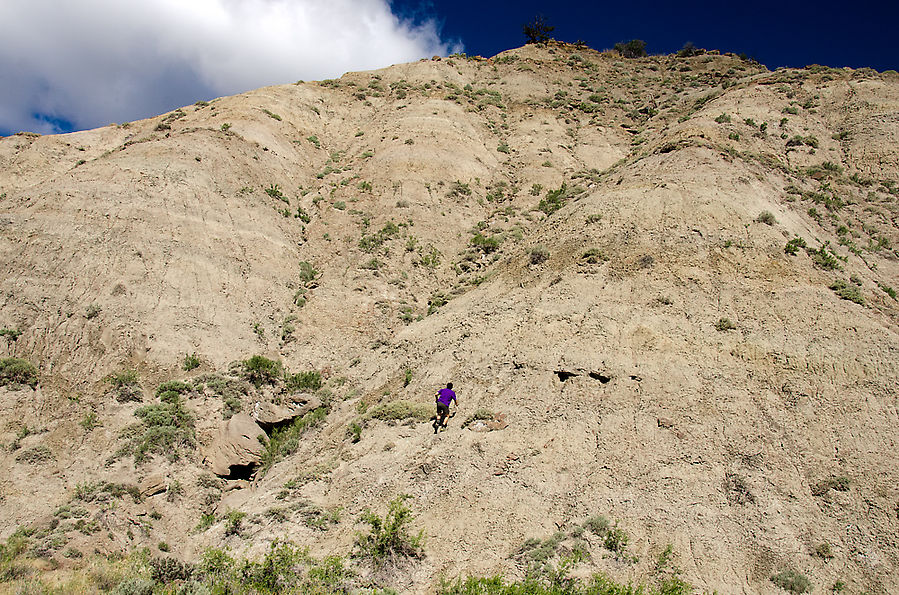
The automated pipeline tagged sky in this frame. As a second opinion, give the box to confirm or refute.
[1,0,897,137]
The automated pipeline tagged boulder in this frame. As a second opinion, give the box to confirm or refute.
[209,413,266,477]
[139,473,167,497]
[253,394,321,427]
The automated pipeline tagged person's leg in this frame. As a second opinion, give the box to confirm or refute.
[435,403,448,432]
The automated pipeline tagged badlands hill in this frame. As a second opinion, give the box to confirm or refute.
[0,41,898,593]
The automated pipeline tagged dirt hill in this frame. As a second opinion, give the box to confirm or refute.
[1,42,898,593]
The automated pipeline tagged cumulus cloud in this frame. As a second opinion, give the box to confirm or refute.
[0,0,458,135]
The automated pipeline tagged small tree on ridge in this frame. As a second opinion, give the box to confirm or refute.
[523,15,554,44]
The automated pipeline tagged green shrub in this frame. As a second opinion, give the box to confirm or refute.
[359,222,400,253]
[439,572,689,595]
[193,374,250,419]
[15,445,53,464]
[829,280,864,305]
[80,412,100,431]
[354,494,424,567]
[580,248,607,264]
[107,369,138,388]
[0,328,21,342]
[808,245,841,270]
[348,422,362,443]
[156,381,191,399]
[0,358,38,388]
[428,292,450,315]
[603,526,628,554]
[298,261,319,287]
[285,370,322,392]
[583,515,610,535]
[877,282,897,300]
[125,398,196,464]
[784,237,807,255]
[193,540,354,594]
[537,183,580,215]
[111,577,155,594]
[447,181,472,199]
[149,556,193,583]
[786,135,818,148]
[529,246,550,265]
[497,142,511,154]
[813,542,833,560]
[260,407,329,473]
[73,481,141,503]
[241,355,283,386]
[715,318,737,331]
[471,232,501,253]
[756,211,777,225]
[224,511,246,536]
[771,569,812,593]
[265,184,286,202]
[182,352,200,371]
[194,514,216,534]
[261,109,281,121]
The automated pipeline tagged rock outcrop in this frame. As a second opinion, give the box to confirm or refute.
[208,414,266,477]
[253,394,321,428]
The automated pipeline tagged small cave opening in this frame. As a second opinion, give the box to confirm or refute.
[588,372,612,384]
[555,370,579,382]
[225,463,257,481]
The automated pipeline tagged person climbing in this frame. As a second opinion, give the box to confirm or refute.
[433,382,457,433]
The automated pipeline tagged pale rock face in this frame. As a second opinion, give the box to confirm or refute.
[1,42,898,594]
[209,413,266,477]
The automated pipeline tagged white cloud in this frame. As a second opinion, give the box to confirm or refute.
[0,0,458,134]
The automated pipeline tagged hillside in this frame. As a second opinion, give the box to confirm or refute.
[1,42,898,593]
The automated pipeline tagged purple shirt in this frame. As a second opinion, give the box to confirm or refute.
[437,388,457,406]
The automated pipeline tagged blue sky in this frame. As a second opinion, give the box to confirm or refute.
[1,0,896,137]
[398,0,899,71]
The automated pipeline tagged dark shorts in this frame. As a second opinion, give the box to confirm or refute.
[436,402,450,417]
